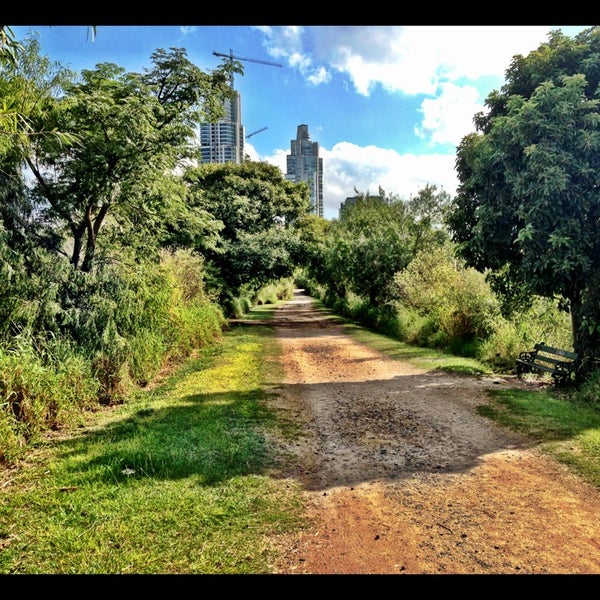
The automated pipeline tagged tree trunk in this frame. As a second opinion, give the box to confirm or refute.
[570,280,600,384]
[70,223,85,270]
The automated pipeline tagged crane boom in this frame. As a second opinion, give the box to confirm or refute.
[213,50,283,68]
[246,126,268,139]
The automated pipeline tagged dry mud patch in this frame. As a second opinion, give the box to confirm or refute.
[266,290,600,575]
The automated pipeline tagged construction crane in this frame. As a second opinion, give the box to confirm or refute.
[213,50,283,69]
[213,50,282,87]
[246,126,268,139]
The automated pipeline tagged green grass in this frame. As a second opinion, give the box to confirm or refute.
[0,322,307,574]
[479,387,600,489]
[342,321,493,376]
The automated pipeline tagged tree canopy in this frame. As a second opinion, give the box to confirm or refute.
[309,185,451,308]
[1,36,238,273]
[184,161,310,302]
[446,26,600,379]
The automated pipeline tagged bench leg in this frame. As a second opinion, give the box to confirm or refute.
[552,373,571,387]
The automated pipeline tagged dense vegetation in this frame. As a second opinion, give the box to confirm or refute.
[1,25,600,466]
[0,31,304,461]
[448,27,600,382]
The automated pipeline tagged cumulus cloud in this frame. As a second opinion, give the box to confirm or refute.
[415,82,483,147]
[248,25,584,219]
[254,25,552,97]
[249,141,458,220]
[318,143,458,219]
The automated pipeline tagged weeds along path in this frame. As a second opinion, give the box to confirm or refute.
[268,290,600,574]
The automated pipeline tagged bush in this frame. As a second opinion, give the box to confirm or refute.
[573,368,600,407]
[477,296,573,372]
[254,284,280,306]
[0,247,230,461]
[168,302,225,360]
[0,333,99,461]
[127,328,168,386]
[477,319,525,371]
[391,244,501,347]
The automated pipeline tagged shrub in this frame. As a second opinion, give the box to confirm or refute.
[0,333,99,462]
[254,284,279,306]
[573,368,600,407]
[127,328,168,386]
[391,244,501,348]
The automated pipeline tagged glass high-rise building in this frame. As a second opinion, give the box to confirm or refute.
[285,124,323,218]
[199,91,244,164]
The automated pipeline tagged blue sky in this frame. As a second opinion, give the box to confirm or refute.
[10,24,591,219]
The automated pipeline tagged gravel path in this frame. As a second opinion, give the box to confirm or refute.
[268,290,600,574]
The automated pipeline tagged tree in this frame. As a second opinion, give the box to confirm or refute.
[0,33,76,162]
[184,161,310,302]
[0,26,21,67]
[7,38,237,273]
[317,186,451,308]
[446,26,600,380]
[333,197,414,306]
[405,183,452,256]
[291,213,332,285]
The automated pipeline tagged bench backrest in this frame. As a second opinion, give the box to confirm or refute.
[534,343,578,362]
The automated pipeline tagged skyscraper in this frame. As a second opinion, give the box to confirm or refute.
[198,51,281,166]
[285,124,323,218]
[198,91,244,164]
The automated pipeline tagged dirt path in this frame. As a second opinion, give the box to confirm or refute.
[268,290,600,574]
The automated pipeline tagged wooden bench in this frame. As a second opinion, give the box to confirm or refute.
[515,343,578,386]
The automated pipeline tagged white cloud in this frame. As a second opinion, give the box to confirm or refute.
[256,25,554,97]
[253,25,564,158]
[249,26,590,220]
[415,82,483,147]
[254,141,458,221]
[319,143,458,219]
[306,66,331,86]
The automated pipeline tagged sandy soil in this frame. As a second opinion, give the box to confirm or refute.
[267,290,600,575]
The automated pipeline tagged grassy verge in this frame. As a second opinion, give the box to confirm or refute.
[343,322,493,377]
[478,388,600,489]
[0,310,306,574]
